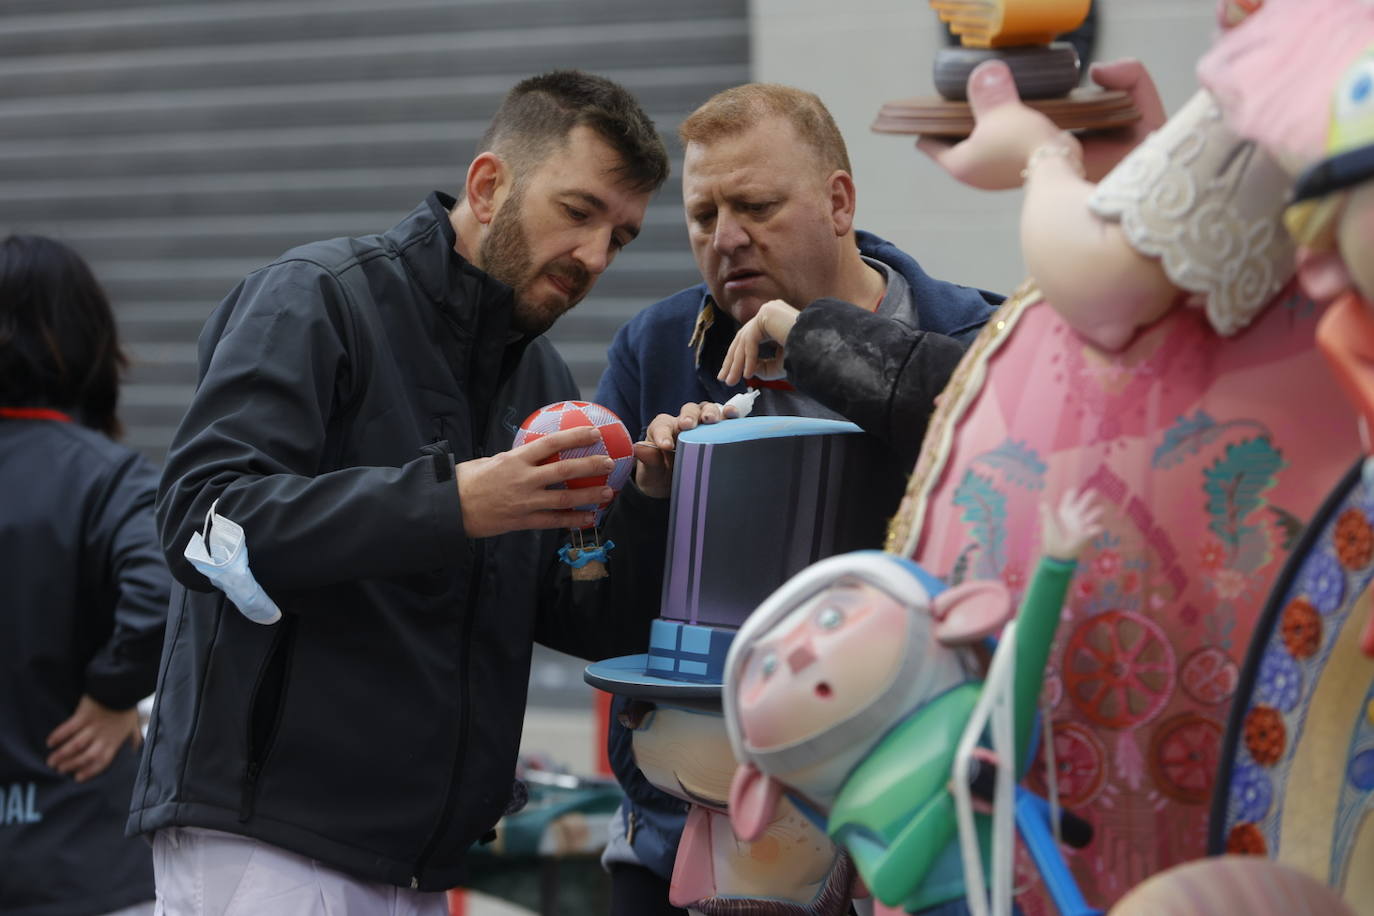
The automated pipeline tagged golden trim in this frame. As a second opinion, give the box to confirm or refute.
[886,279,1042,557]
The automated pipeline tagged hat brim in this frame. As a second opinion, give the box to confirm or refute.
[1294,143,1374,201]
[583,654,723,701]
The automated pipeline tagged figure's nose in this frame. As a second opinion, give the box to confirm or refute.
[787,642,817,674]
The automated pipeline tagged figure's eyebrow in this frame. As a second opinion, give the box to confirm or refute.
[564,190,640,240]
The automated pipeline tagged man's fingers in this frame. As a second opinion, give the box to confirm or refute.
[698,402,723,424]
[534,484,614,512]
[516,425,601,462]
[646,413,683,450]
[535,454,615,486]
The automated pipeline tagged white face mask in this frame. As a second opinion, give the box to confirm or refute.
[183,499,282,625]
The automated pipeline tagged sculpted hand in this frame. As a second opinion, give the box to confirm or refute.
[635,401,739,498]
[719,299,801,385]
[1038,489,1103,562]
[1079,58,1168,180]
[456,426,615,537]
[916,60,1070,190]
[46,694,142,783]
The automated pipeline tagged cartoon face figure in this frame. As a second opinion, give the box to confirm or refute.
[625,702,855,916]
[734,577,919,751]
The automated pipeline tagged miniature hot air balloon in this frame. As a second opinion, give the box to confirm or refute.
[512,400,635,580]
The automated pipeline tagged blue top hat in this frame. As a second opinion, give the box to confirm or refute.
[584,416,905,701]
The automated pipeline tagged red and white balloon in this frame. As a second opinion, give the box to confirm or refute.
[513,400,635,528]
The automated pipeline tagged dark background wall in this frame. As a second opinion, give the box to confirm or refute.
[0,0,750,467]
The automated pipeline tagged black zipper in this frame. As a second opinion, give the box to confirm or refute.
[410,445,484,888]
[238,616,296,822]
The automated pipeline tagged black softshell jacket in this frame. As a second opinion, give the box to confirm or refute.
[1,419,169,916]
[128,194,667,890]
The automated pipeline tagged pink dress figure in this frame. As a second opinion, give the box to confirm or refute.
[893,1,1360,908]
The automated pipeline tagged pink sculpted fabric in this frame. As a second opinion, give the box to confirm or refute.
[891,283,1358,909]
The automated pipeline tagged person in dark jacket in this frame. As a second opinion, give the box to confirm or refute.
[0,234,170,916]
[128,71,672,914]
[593,83,1004,915]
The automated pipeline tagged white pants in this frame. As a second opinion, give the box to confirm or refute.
[152,827,448,916]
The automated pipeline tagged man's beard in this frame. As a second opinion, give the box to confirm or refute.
[686,850,857,916]
[479,184,591,336]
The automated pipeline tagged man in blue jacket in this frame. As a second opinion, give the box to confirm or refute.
[594,82,1003,915]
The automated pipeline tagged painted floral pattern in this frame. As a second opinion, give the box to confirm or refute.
[905,290,1356,908]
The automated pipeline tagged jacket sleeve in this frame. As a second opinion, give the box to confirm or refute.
[156,259,466,595]
[83,451,172,710]
[594,323,649,441]
[784,297,969,469]
[532,478,670,661]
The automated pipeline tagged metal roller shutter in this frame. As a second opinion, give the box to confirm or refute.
[0,0,750,466]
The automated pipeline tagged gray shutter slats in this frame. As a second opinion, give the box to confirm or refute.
[1,0,748,466]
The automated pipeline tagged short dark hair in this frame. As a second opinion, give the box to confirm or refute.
[480,70,670,193]
[0,234,127,438]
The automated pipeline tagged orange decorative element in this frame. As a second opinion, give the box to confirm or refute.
[1149,713,1223,804]
[1028,720,1107,807]
[1333,508,1374,570]
[1225,823,1268,856]
[1243,705,1286,766]
[1316,291,1374,453]
[1063,611,1175,729]
[1280,597,1322,659]
[1179,647,1239,706]
[929,0,1091,49]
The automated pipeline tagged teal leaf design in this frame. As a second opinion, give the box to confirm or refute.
[953,470,1007,576]
[1154,412,1221,469]
[1203,437,1287,548]
[948,543,975,587]
[1269,505,1305,552]
[973,439,1047,490]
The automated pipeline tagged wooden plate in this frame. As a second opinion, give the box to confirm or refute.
[871,89,1140,138]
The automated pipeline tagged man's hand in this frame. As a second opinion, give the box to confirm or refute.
[457,426,616,537]
[635,401,739,498]
[47,694,142,783]
[719,299,801,385]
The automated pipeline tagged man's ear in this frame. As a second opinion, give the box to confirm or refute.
[828,169,857,237]
[930,580,1013,645]
[465,151,510,226]
[728,763,782,842]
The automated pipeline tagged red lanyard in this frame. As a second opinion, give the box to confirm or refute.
[0,407,73,422]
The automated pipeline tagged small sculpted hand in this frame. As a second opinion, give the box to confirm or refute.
[635,401,739,498]
[46,694,142,783]
[1079,58,1168,180]
[1039,489,1103,562]
[456,426,615,537]
[719,299,801,385]
[916,60,1070,190]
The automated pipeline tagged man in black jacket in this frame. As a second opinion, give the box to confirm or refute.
[130,70,671,913]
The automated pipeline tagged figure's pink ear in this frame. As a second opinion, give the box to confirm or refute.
[931,580,1013,645]
[728,763,781,842]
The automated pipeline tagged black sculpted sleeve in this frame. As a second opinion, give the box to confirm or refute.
[785,297,969,469]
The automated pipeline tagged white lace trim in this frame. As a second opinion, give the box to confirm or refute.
[1088,90,1296,336]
